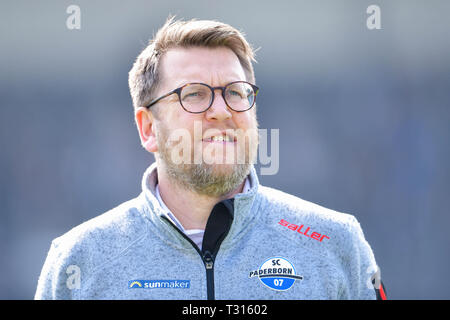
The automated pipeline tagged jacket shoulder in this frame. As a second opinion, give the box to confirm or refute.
[256,186,378,299]
[257,185,359,231]
[54,197,148,253]
[35,196,150,299]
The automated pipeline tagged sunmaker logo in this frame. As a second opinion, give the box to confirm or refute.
[128,280,190,289]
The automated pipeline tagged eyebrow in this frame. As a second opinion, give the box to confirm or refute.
[172,78,245,89]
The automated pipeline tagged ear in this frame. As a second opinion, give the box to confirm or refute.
[135,107,158,153]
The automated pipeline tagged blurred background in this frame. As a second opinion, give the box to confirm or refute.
[1,0,449,299]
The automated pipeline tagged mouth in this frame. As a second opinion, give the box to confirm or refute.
[202,131,237,143]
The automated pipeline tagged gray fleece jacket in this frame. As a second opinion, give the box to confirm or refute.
[35,163,382,300]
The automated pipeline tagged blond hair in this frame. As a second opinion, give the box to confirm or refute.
[128,16,257,113]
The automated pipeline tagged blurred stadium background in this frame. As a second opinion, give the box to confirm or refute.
[1,0,449,299]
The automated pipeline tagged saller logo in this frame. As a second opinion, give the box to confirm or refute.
[278,219,330,242]
[249,257,303,291]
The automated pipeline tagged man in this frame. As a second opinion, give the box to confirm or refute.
[35,17,386,300]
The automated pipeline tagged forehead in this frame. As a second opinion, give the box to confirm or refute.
[159,46,246,88]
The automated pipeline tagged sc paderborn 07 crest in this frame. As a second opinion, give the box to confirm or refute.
[249,257,303,291]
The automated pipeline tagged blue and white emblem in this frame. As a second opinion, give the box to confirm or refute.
[249,257,303,291]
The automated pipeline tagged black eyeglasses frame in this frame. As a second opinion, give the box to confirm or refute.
[145,80,259,114]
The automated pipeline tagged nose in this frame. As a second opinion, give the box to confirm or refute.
[204,88,232,122]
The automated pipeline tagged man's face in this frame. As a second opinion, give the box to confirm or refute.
[152,46,259,196]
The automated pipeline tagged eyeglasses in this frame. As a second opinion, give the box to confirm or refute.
[145,81,259,113]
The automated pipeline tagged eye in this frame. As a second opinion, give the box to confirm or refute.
[228,90,244,98]
[182,90,206,100]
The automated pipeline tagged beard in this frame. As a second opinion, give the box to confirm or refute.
[154,119,259,197]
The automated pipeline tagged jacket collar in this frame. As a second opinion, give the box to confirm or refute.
[139,162,262,249]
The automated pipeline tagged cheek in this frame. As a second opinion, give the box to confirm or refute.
[171,115,204,146]
[234,111,258,130]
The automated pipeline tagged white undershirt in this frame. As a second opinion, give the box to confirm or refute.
[155,178,251,250]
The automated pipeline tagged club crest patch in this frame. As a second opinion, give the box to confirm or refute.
[249,257,303,291]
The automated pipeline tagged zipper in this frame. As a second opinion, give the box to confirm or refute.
[203,250,215,300]
[161,216,219,300]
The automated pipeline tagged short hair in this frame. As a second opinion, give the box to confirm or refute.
[128,16,257,114]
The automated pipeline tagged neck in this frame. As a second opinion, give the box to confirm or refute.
[156,166,245,230]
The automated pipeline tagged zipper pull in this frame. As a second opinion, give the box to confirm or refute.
[203,251,214,269]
